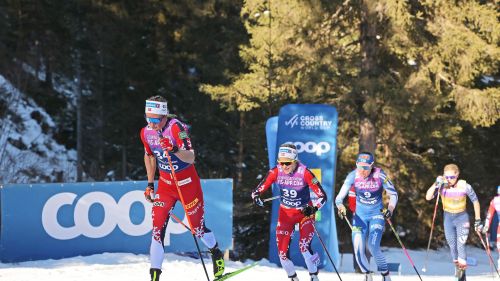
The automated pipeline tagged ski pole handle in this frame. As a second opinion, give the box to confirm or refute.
[263,195,280,202]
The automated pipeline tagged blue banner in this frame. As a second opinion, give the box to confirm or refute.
[0,179,233,262]
[266,104,339,271]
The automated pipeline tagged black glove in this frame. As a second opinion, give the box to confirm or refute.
[252,193,264,207]
[144,182,154,203]
[381,208,392,219]
[302,205,318,216]
[474,219,483,232]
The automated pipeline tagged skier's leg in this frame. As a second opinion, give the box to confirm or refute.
[443,213,459,263]
[150,188,177,280]
[299,215,320,275]
[497,224,500,268]
[366,215,388,275]
[352,213,370,273]
[276,207,298,278]
[180,170,224,277]
[455,212,470,268]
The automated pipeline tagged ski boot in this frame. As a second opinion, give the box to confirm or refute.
[381,271,392,281]
[289,273,300,281]
[454,262,466,281]
[210,245,225,278]
[310,271,319,281]
[363,271,373,281]
[149,268,162,281]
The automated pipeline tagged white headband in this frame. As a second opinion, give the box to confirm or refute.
[145,100,169,115]
[278,147,298,160]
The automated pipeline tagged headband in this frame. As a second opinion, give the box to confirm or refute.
[278,147,298,161]
[145,100,169,115]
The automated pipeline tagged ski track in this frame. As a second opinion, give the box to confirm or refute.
[0,246,496,281]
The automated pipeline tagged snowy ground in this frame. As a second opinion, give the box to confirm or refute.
[0,246,497,281]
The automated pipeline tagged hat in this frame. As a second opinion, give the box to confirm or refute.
[277,145,298,161]
[356,152,374,165]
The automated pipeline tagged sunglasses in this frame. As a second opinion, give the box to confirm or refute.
[356,164,372,170]
[278,161,294,166]
[145,115,163,124]
[445,175,457,180]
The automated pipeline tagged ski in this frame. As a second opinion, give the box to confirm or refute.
[213,262,258,281]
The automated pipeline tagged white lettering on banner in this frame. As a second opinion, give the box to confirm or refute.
[284,114,333,130]
[293,141,331,156]
[41,191,189,244]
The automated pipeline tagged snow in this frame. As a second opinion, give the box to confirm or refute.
[0,246,495,281]
[0,74,77,183]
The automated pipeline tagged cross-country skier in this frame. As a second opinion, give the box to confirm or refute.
[251,143,327,281]
[425,163,482,281]
[482,185,500,269]
[335,152,398,281]
[140,95,224,281]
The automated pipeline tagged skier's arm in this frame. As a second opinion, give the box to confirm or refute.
[466,183,481,220]
[380,169,398,213]
[304,168,327,209]
[140,128,157,183]
[335,171,355,207]
[145,154,157,182]
[426,182,440,201]
[426,176,444,201]
[251,168,278,198]
[484,199,496,231]
[170,122,195,164]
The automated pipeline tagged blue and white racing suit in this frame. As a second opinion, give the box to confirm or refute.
[335,167,398,274]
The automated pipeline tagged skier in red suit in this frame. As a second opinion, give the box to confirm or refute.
[140,95,224,281]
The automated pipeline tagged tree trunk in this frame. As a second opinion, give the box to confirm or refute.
[359,117,376,153]
[76,52,83,182]
[357,0,380,154]
[237,111,245,188]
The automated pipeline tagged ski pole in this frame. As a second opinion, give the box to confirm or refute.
[263,195,280,202]
[485,232,496,278]
[344,215,353,230]
[385,217,423,281]
[170,213,210,281]
[422,183,442,273]
[476,230,500,278]
[157,131,210,281]
[311,222,343,281]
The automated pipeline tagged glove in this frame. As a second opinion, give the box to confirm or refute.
[302,205,318,216]
[252,193,264,207]
[482,222,489,234]
[381,208,392,219]
[144,183,154,203]
[435,176,444,186]
[159,137,179,153]
[474,219,483,232]
[337,204,347,219]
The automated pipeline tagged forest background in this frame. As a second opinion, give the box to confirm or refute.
[0,0,499,261]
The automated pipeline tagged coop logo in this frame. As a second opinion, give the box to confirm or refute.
[284,114,333,130]
[41,191,188,244]
[292,141,331,156]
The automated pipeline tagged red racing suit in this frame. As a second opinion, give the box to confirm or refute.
[485,195,500,251]
[140,118,209,244]
[252,162,327,269]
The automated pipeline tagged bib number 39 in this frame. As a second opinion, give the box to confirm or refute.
[282,189,298,198]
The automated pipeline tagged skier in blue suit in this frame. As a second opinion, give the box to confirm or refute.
[335,152,399,281]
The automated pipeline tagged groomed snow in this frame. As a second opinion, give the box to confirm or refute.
[0,246,496,281]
